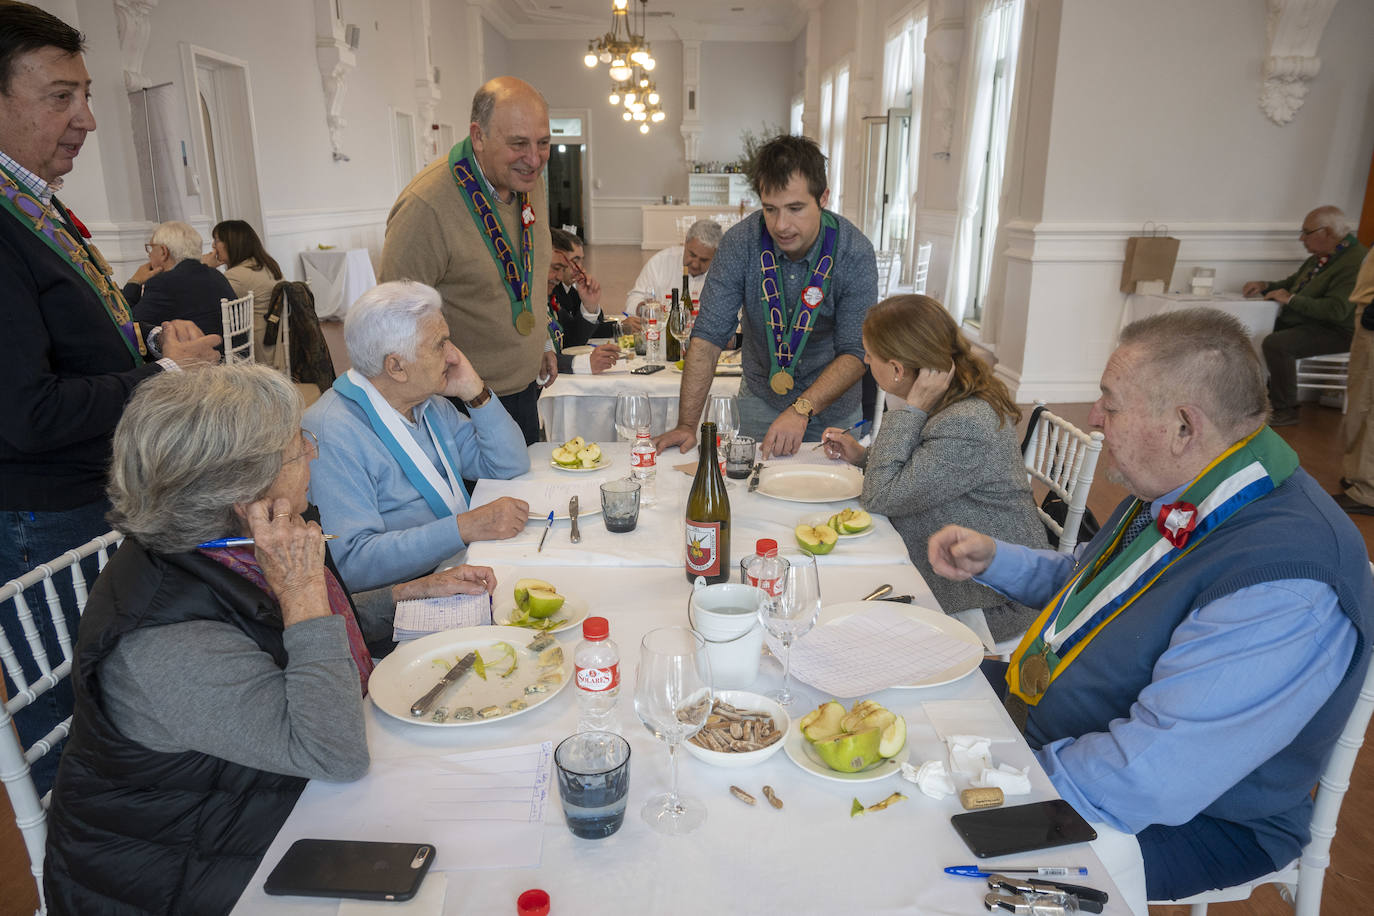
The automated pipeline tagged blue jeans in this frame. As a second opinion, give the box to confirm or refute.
[0,500,115,796]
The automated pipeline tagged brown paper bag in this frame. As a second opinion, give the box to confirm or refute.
[1120,235,1180,293]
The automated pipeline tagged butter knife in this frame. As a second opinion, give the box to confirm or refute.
[747,462,763,492]
[410,650,477,717]
[569,495,581,543]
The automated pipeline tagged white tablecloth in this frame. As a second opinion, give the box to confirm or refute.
[300,248,377,319]
[1121,292,1278,355]
[538,359,742,444]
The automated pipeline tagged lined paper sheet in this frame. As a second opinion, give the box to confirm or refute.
[773,605,983,697]
[275,742,554,871]
[393,593,493,641]
[470,478,606,517]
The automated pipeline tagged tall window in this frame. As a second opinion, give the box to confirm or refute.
[829,62,849,213]
[790,96,804,136]
[881,12,928,264]
[819,74,833,168]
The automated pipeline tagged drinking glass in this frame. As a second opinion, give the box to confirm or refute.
[634,627,713,835]
[750,551,820,706]
[615,392,652,441]
[706,395,740,443]
[668,302,692,358]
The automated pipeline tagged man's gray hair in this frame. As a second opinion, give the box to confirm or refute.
[470,86,497,133]
[1310,205,1352,239]
[344,280,443,378]
[685,219,723,250]
[1119,308,1268,437]
[107,364,301,554]
[150,221,203,263]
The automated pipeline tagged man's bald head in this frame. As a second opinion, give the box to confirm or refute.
[468,77,551,198]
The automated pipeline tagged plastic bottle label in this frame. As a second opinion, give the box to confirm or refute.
[747,571,783,598]
[646,324,661,342]
[576,663,619,692]
[631,449,656,470]
[685,520,721,577]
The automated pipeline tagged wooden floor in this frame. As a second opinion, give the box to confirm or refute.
[4,247,1372,913]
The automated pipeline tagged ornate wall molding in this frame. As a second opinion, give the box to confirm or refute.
[314,0,356,161]
[113,0,158,92]
[412,0,442,163]
[923,0,965,159]
[1259,0,1338,125]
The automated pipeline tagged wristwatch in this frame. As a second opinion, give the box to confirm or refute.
[791,397,814,418]
[465,385,494,408]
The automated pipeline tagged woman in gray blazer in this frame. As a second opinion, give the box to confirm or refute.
[822,295,1048,643]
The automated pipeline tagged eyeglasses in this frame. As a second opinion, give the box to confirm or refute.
[1299,226,1324,238]
[143,242,155,253]
[284,428,319,464]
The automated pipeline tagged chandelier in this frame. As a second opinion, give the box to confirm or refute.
[584,0,665,133]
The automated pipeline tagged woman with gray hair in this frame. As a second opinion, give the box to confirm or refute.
[121,219,236,344]
[42,364,495,914]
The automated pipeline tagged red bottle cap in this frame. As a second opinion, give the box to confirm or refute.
[755,539,778,557]
[517,888,550,916]
[582,616,609,641]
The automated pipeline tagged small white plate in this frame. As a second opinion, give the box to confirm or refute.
[562,344,595,356]
[800,510,875,539]
[549,456,613,473]
[821,600,983,689]
[493,594,589,634]
[369,626,572,727]
[756,464,864,503]
[782,723,908,783]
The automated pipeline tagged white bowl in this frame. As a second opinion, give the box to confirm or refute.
[682,690,790,769]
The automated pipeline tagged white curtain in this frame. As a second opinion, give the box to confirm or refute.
[946,0,1024,324]
[819,75,834,156]
[128,84,195,223]
[831,63,849,212]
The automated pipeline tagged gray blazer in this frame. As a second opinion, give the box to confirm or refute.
[860,397,1049,641]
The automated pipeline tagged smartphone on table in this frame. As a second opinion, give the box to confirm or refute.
[950,799,1097,858]
[264,839,435,901]
[632,364,665,374]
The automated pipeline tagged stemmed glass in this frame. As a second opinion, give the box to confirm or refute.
[634,627,713,835]
[706,394,740,444]
[668,302,692,358]
[750,551,820,706]
[615,392,652,441]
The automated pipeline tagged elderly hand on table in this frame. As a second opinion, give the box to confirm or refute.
[457,497,530,544]
[589,341,621,374]
[392,563,497,601]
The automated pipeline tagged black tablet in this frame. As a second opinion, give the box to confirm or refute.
[950,799,1097,858]
[264,839,435,901]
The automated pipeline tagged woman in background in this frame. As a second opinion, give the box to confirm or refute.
[205,219,286,369]
[822,294,1048,645]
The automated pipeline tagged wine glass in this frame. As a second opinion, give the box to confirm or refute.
[751,551,820,706]
[668,302,691,358]
[706,395,740,443]
[634,627,713,835]
[615,392,652,441]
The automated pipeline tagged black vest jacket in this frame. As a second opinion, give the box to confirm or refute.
[43,541,312,915]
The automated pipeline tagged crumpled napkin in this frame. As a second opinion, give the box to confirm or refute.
[946,734,993,776]
[971,762,1032,796]
[900,759,956,799]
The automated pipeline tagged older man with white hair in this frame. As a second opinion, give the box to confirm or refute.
[625,218,723,315]
[122,219,235,340]
[1244,205,1368,426]
[303,280,531,592]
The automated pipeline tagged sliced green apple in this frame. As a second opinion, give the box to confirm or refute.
[525,587,566,619]
[840,509,873,534]
[800,700,846,742]
[551,446,580,466]
[576,443,602,467]
[795,524,838,556]
[811,726,882,773]
[514,578,556,610]
[878,716,907,758]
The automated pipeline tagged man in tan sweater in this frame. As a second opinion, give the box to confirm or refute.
[381,77,555,444]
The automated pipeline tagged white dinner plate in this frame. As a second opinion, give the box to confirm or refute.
[493,593,589,634]
[782,723,909,783]
[549,456,613,473]
[562,344,595,356]
[821,600,983,689]
[800,510,875,539]
[369,626,572,727]
[755,464,865,503]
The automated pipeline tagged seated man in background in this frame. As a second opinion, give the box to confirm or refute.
[1244,205,1367,426]
[304,280,531,592]
[123,220,235,342]
[625,218,721,315]
[928,308,1371,901]
[549,228,619,375]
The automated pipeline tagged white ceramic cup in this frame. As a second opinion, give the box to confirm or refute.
[688,579,765,689]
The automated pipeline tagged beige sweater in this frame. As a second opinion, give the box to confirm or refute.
[224,262,285,371]
[380,154,552,395]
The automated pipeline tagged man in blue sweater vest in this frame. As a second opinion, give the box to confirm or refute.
[930,308,1372,901]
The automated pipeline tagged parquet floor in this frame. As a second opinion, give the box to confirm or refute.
[3,247,1370,913]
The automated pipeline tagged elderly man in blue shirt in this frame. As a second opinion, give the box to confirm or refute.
[304,280,531,592]
[928,308,1372,902]
[656,135,878,458]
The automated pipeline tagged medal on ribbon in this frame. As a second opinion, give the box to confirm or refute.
[449,138,536,335]
[759,211,838,397]
[1157,502,1198,547]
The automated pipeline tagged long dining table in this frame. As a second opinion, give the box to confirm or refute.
[232,442,1145,915]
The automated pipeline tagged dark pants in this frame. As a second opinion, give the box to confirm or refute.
[1262,322,1352,413]
[0,500,114,796]
[450,381,543,447]
[1138,815,1278,901]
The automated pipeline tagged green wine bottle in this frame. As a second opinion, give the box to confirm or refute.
[685,421,731,584]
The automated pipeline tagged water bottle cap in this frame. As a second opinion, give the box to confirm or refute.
[755,539,778,556]
[517,889,550,916]
[582,616,609,640]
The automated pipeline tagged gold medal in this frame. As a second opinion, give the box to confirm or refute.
[515,311,535,335]
[1020,650,1051,698]
[770,371,794,395]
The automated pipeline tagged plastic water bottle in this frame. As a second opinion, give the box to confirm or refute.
[645,315,664,365]
[575,617,620,733]
[740,537,779,585]
[631,426,657,507]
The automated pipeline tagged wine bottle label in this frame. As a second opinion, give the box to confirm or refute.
[685,520,721,577]
[576,663,619,692]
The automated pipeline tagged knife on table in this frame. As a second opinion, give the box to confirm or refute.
[747,462,763,492]
[410,650,478,717]
[569,496,581,543]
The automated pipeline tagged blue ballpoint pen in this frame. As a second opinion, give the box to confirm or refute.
[812,417,871,450]
[944,865,1088,878]
[195,535,337,549]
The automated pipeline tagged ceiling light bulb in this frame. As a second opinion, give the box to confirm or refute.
[639,123,649,134]
[609,92,620,105]
[633,110,646,121]
[630,49,647,65]
[648,91,659,104]
[614,0,628,9]
[622,111,632,121]
[643,57,655,71]
[652,110,666,122]
[609,65,631,81]
[639,77,649,88]
[599,50,612,63]
[624,91,637,104]
[584,52,598,68]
